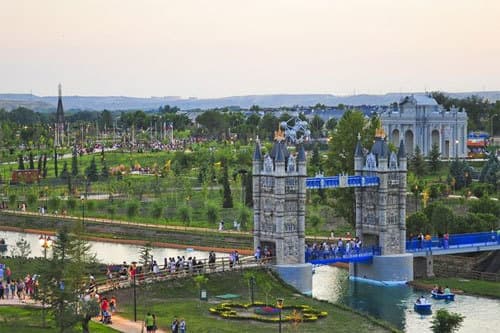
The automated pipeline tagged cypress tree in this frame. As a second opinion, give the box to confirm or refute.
[37,155,42,173]
[54,148,58,177]
[221,159,233,208]
[71,148,78,176]
[42,154,47,178]
[18,155,25,170]
[60,161,69,180]
[86,157,99,182]
[29,152,35,169]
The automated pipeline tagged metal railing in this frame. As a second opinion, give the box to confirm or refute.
[93,255,272,294]
[305,246,380,265]
[406,231,499,252]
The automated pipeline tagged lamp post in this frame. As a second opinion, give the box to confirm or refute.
[81,195,85,230]
[133,269,137,322]
[491,114,499,145]
[250,276,255,304]
[39,234,53,328]
[276,298,284,333]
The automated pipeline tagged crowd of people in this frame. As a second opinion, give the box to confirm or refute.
[0,264,38,302]
[305,237,364,261]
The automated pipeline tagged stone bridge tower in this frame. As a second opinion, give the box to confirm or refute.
[351,129,413,282]
[252,129,306,264]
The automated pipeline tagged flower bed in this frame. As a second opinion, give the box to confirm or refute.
[209,302,328,323]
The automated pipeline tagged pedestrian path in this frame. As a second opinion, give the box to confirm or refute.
[0,298,167,333]
[93,315,168,333]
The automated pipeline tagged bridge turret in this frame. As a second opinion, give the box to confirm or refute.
[397,139,407,171]
[354,135,364,174]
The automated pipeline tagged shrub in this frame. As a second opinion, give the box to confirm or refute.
[66,197,77,210]
[178,205,192,226]
[150,201,164,219]
[206,202,219,225]
[126,200,140,218]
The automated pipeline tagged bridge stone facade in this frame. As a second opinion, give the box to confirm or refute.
[252,132,307,265]
[351,129,413,283]
[354,130,407,255]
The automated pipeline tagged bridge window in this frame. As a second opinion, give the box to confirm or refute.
[285,178,297,192]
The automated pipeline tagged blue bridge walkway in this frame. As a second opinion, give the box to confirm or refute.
[305,231,500,265]
[407,231,500,257]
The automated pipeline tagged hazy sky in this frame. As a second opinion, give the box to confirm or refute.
[1,0,500,97]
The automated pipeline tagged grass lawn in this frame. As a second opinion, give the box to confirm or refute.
[417,277,500,298]
[0,306,119,333]
[109,268,399,333]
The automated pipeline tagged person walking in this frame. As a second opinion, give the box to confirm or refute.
[144,312,154,333]
[179,318,186,333]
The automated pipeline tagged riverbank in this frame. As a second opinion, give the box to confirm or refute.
[106,267,400,333]
[411,277,500,299]
[0,224,253,255]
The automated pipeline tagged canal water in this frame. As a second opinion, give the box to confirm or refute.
[0,230,224,264]
[2,230,499,332]
[312,265,500,332]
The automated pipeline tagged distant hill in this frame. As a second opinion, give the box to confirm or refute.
[1,91,499,112]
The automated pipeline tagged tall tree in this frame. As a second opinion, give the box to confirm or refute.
[28,152,35,169]
[18,154,25,170]
[428,143,441,172]
[324,110,377,226]
[221,159,233,208]
[54,148,58,177]
[42,154,47,178]
[86,157,99,182]
[410,145,426,177]
[36,226,99,333]
[71,147,78,177]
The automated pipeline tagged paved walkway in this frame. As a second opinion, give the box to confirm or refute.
[0,298,167,333]
[92,315,168,333]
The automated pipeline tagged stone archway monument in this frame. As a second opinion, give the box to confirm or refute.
[252,126,312,294]
[253,126,413,292]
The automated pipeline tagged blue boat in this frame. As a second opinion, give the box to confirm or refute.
[414,302,432,313]
[431,290,455,301]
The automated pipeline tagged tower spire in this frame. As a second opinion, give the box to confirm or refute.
[58,83,62,99]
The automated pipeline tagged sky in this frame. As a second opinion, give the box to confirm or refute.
[1,0,500,98]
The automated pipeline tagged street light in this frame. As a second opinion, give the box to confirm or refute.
[276,298,284,333]
[39,234,53,328]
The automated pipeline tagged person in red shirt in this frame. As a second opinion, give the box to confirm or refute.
[100,297,109,322]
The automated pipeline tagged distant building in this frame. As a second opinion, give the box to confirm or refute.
[380,95,467,158]
[55,84,66,147]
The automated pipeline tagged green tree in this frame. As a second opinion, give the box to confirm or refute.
[35,226,99,333]
[60,161,69,180]
[479,153,500,186]
[324,110,376,226]
[206,201,219,225]
[310,115,325,138]
[86,156,99,182]
[42,153,47,178]
[428,143,441,172]
[430,309,464,333]
[101,158,109,179]
[221,159,233,208]
[410,145,426,177]
[237,204,252,231]
[71,148,78,176]
[18,154,25,170]
[126,200,140,218]
[309,143,322,176]
[28,152,35,169]
[449,159,473,190]
[325,117,337,131]
[150,200,164,219]
[406,212,429,236]
[54,148,58,177]
[178,205,192,226]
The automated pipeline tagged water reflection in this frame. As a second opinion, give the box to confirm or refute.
[3,230,499,332]
[313,265,500,332]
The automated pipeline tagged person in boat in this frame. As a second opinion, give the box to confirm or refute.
[444,286,451,294]
[432,285,439,293]
[437,285,444,294]
[417,295,428,304]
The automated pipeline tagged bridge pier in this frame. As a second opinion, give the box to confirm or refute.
[413,252,435,279]
[349,254,413,285]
